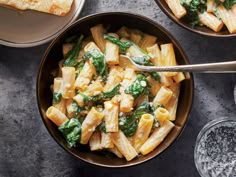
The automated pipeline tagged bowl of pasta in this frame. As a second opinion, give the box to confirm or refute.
[155,0,236,37]
[37,12,193,167]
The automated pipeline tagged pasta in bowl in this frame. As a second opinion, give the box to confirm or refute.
[155,0,236,37]
[37,12,193,167]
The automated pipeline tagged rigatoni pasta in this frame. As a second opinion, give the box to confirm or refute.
[165,0,236,33]
[45,24,186,161]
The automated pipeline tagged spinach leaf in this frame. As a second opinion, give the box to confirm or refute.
[151,104,164,130]
[131,54,160,82]
[119,102,155,137]
[180,0,206,26]
[75,60,85,78]
[132,102,155,119]
[71,101,85,117]
[223,0,236,9]
[78,92,102,103]
[125,74,149,98]
[58,118,82,147]
[78,92,92,103]
[155,104,164,109]
[63,35,84,67]
[150,72,161,82]
[152,116,160,130]
[53,92,62,104]
[83,49,107,76]
[102,84,121,99]
[78,84,121,103]
[98,120,106,133]
[103,34,133,53]
[119,115,137,137]
[132,56,153,66]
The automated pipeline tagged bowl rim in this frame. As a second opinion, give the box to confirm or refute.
[36,11,194,168]
[154,0,236,38]
[194,117,236,176]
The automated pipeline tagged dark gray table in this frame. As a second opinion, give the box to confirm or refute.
[1,0,236,176]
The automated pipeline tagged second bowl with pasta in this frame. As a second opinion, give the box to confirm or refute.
[155,0,236,37]
[37,12,194,167]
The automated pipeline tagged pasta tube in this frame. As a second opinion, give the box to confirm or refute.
[120,67,136,112]
[153,86,173,107]
[147,76,161,96]
[139,120,175,155]
[80,107,104,144]
[104,100,119,132]
[111,130,138,161]
[139,33,157,51]
[101,132,114,148]
[147,44,162,66]
[161,43,178,77]
[207,0,216,12]
[90,24,106,52]
[84,41,101,53]
[120,94,134,112]
[165,0,187,19]
[119,55,136,70]
[73,78,104,107]
[160,73,174,86]
[62,67,75,99]
[89,131,102,151]
[154,107,170,125]
[46,106,69,126]
[165,83,180,121]
[198,11,223,32]
[65,99,76,118]
[53,77,66,114]
[108,146,123,158]
[75,61,96,91]
[133,114,154,152]
[173,72,185,83]
[216,5,236,34]
[103,66,124,92]
[116,26,130,38]
[130,29,143,45]
[104,33,120,65]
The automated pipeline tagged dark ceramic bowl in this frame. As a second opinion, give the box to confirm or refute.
[37,12,194,167]
[155,0,235,37]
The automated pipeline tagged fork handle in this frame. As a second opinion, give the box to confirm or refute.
[138,61,236,73]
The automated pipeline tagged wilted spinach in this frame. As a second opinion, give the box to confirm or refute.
[102,84,121,99]
[83,49,107,76]
[71,101,85,117]
[125,74,149,98]
[58,118,82,147]
[53,92,62,104]
[119,102,155,137]
[131,53,160,82]
[63,35,84,67]
[103,34,133,53]
[180,0,206,26]
[78,84,120,103]
[74,60,85,78]
[215,0,236,10]
[98,120,106,133]
[132,56,153,66]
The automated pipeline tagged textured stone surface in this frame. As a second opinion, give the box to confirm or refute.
[1,0,236,177]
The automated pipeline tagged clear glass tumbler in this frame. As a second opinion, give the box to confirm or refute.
[194,117,236,177]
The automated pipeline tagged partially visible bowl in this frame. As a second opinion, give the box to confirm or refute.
[37,12,194,167]
[155,0,236,37]
[0,0,85,47]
